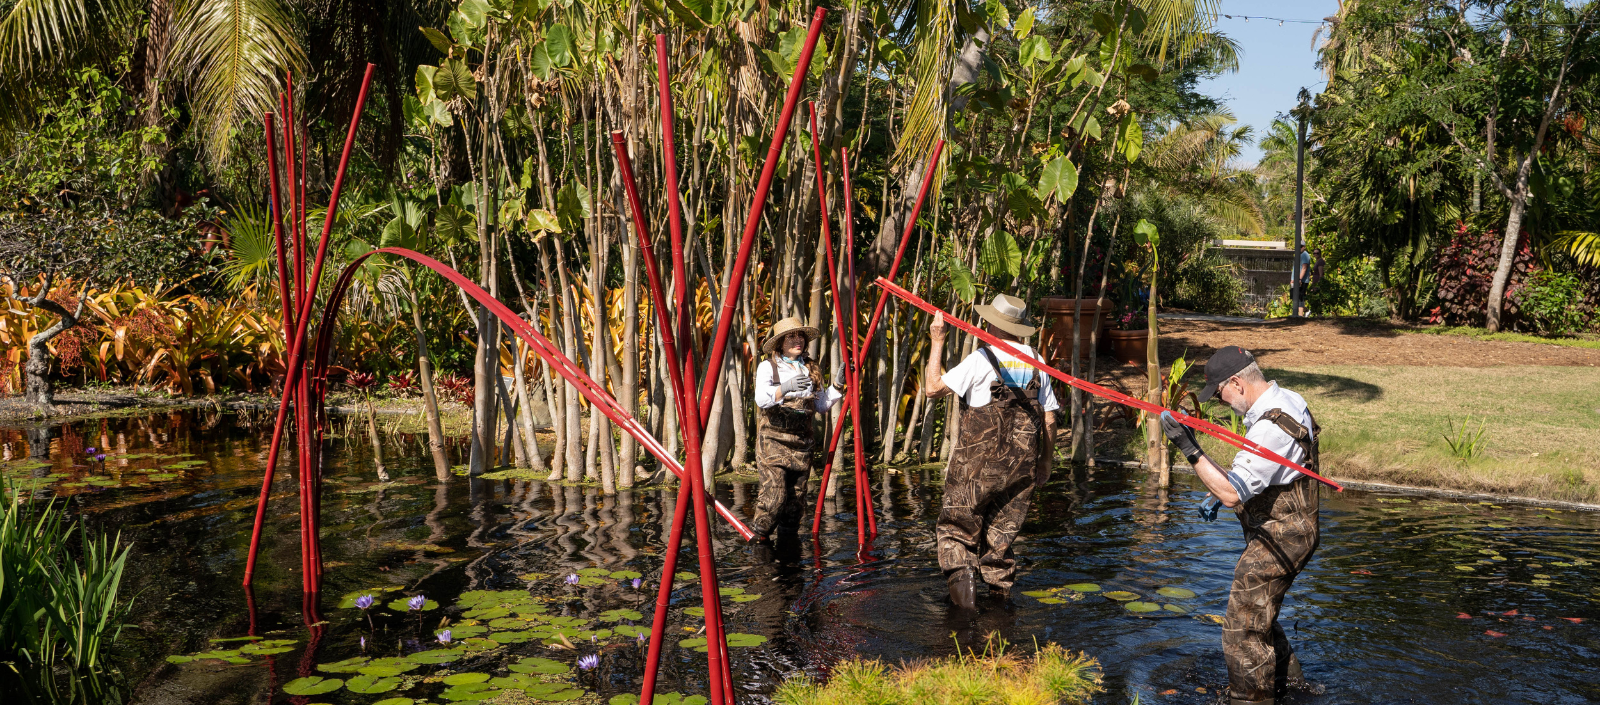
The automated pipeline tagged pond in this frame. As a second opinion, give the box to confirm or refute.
[2,408,1597,704]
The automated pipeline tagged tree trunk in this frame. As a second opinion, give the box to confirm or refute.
[409,288,452,480]
[23,285,81,411]
[1485,188,1530,332]
[619,202,640,488]
[1145,266,1168,485]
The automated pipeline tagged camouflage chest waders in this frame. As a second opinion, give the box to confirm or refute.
[937,349,1045,597]
[749,360,822,539]
[1224,409,1321,705]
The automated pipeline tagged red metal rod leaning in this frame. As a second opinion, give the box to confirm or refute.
[841,148,875,538]
[873,277,1345,491]
[615,131,736,705]
[808,141,942,535]
[695,6,826,426]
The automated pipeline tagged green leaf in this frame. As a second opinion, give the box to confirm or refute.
[460,0,492,27]
[421,26,455,55]
[547,24,574,66]
[1015,7,1035,39]
[415,65,439,104]
[1037,157,1078,203]
[381,218,416,250]
[346,675,402,693]
[1117,116,1143,163]
[435,59,477,101]
[424,100,454,127]
[664,0,710,29]
[1133,219,1159,247]
[723,633,768,647]
[1092,11,1115,37]
[1127,63,1159,83]
[1018,35,1052,68]
[283,676,343,695]
[979,232,1023,278]
[1080,115,1102,141]
[1126,6,1148,36]
[984,0,1010,29]
[943,256,976,302]
[435,204,477,246]
[531,42,554,81]
[444,673,491,685]
[509,657,570,674]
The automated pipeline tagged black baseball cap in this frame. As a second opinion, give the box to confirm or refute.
[1197,346,1256,403]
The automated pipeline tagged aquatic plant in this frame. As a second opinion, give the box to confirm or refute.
[437,629,452,645]
[0,480,134,669]
[578,654,599,670]
[408,594,426,611]
[773,634,1101,705]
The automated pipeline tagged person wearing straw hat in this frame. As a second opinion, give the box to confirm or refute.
[750,316,844,542]
[923,294,1059,610]
[1160,346,1319,705]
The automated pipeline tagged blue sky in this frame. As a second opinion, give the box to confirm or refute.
[1197,1,1341,165]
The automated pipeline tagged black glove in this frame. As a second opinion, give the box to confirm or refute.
[1160,411,1204,464]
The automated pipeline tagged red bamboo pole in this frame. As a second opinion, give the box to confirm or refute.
[804,104,864,545]
[656,35,694,377]
[841,148,875,538]
[242,111,292,585]
[242,65,376,588]
[873,278,1345,491]
[808,142,941,534]
[695,7,826,426]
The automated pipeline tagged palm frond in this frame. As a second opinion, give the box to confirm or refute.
[0,0,135,123]
[221,199,276,289]
[173,0,304,166]
[1134,0,1225,69]
[1553,230,1600,268]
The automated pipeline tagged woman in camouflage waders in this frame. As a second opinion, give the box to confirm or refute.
[922,295,1059,610]
[750,317,843,542]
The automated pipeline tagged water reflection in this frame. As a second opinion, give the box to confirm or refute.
[0,410,1597,704]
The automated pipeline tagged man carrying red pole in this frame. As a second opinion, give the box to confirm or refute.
[921,294,1058,610]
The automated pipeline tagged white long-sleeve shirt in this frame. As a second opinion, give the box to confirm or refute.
[753,358,843,413]
[1226,381,1314,503]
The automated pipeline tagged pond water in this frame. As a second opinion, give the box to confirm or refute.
[2,408,1597,704]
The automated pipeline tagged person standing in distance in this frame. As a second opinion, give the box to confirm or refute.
[1160,346,1320,705]
[750,317,844,543]
[923,294,1058,610]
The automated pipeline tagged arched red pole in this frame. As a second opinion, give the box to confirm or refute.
[874,278,1344,491]
[809,140,943,536]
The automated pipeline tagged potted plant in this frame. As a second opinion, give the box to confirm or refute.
[1107,274,1149,366]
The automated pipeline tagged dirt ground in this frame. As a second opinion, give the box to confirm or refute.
[1147,316,1600,369]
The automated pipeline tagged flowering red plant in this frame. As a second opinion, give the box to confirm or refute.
[346,372,378,390]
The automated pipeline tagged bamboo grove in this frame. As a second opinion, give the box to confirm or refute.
[1,0,1253,489]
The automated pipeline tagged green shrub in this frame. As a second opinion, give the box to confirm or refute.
[0,481,134,669]
[1512,269,1591,336]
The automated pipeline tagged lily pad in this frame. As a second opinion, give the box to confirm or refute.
[1038,597,1067,605]
[318,656,371,673]
[1021,590,1058,598]
[283,676,343,695]
[599,609,644,622]
[373,699,416,705]
[578,567,612,577]
[674,572,697,581]
[441,683,503,701]
[683,607,705,618]
[1163,604,1190,614]
[578,576,609,587]
[165,655,193,664]
[387,597,441,612]
[443,672,491,685]
[208,635,263,643]
[1063,583,1101,593]
[611,570,643,580]
[1125,601,1161,613]
[729,593,762,603]
[679,637,709,652]
[539,688,587,701]
[346,675,402,693]
[448,624,488,638]
[519,572,552,582]
[1454,565,1476,572]
[509,657,570,675]
[1104,591,1140,601]
[614,624,649,638]
[717,587,744,596]
[489,617,528,629]
[1157,587,1196,599]
[724,633,768,647]
[407,649,464,664]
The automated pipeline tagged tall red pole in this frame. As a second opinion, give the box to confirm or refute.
[809,140,944,535]
[695,7,826,426]
[242,64,376,588]
[841,148,874,539]
[804,104,863,545]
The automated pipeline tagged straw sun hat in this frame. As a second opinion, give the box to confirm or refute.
[761,316,820,354]
[974,294,1038,337]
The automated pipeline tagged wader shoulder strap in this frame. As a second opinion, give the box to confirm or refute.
[978,348,1039,400]
[1260,408,1320,473]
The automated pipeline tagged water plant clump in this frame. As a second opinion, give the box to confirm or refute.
[0,479,134,669]
[772,634,1102,705]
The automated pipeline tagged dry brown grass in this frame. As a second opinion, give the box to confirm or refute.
[773,635,1102,705]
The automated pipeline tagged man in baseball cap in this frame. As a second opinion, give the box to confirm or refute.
[1160,346,1322,705]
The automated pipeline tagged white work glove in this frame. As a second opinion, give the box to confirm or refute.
[780,373,813,399]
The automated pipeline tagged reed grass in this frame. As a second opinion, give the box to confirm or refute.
[0,480,135,669]
[773,634,1101,705]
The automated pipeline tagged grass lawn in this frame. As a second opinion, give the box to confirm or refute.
[1192,365,1600,504]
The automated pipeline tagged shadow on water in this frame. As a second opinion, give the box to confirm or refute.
[1,409,1598,704]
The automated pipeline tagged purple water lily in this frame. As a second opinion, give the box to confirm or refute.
[360,636,366,651]
[577,654,599,671]
[631,578,642,589]
[95,454,106,462]
[84,447,96,454]
[636,633,646,646]
[354,594,375,610]
[437,629,452,645]
[565,574,580,586]
[408,594,425,611]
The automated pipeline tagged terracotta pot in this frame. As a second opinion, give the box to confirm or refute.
[1106,328,1149,367]
[1038,297,1115,369]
